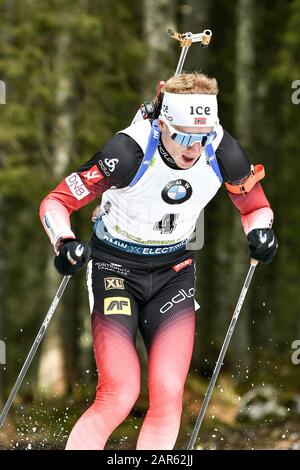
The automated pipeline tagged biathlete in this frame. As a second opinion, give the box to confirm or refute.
[40,73,278,449]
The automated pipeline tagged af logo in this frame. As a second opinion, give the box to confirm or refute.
[104,277,125,291]
[161,179,193,204]
[104,297,131,315]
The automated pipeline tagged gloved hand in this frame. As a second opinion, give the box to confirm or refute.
[247,228,278,263]
[54,239,91,275]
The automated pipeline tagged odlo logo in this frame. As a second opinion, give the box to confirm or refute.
[104,158,119,172]
[104,297,131,316]
[160,288,195,314]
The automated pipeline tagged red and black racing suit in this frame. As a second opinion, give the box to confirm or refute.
[40,129,273,450]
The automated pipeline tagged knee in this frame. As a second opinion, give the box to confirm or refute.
[150,376,184,406]
[115,373,140,407]
[96,375,140,413]
[115,385,140,413]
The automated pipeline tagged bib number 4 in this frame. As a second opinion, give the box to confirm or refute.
[154,214,179,234]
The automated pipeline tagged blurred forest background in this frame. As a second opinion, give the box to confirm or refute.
[0,0,300,450]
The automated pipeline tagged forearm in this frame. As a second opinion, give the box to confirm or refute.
[40,177,97,251]
[40,196,76,250]
[228,182,273,235]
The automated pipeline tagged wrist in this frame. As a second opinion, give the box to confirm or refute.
[55,236,76,254]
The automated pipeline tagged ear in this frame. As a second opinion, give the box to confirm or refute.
[158,119,165,132]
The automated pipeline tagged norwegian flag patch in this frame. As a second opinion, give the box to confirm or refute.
[194,117,206,125]
[81,165,104,186]
[172,258,193,273]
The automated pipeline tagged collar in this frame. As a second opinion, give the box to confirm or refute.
[158,140,180,169]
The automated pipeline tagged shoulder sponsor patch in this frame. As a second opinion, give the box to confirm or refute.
[104,277,125,290]
[81,164,104,186]
[104,297,131,315]
[104,158,119,172]
[172,258,193,273]
[65,173,90,200]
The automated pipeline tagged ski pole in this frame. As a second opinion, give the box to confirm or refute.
[187,258,259,450]
[0,274,71,427]
[168,28,212,76]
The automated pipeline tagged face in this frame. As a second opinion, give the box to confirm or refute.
[158,120,214,169]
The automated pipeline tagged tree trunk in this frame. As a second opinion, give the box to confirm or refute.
[143,0,176,97]
[0,0,15,406]
[179,0,211,71]
[0,195,5,400]
[227,0,255,372]
[36,30,74,396]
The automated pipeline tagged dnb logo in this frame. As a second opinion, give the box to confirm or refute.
[104,297,131,315]
[162,179,192,205]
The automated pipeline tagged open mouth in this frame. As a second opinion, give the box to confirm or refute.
[182,155,195,163]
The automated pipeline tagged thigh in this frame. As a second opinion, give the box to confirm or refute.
[139,259,196,351]
[139,263,196,394]
[87,258,141,384]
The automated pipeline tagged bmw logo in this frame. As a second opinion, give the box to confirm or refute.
[162,179,193,204]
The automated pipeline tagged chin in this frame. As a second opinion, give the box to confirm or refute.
[177,163,193,169]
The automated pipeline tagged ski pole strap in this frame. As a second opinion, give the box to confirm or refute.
[129,119,161,188]
[225,164,265,195]
[205,143,223,183]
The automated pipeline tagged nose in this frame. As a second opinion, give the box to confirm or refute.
[186,142,202,154]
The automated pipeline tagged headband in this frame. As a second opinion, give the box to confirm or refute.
[159,91,218,127]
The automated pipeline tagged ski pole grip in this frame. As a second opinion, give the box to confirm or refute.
[250,258,259,266]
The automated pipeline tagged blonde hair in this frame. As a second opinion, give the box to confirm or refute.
[162,72,218,95]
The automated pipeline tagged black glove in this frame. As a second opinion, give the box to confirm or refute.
[247,228,278,263]
[54,239,91,275]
